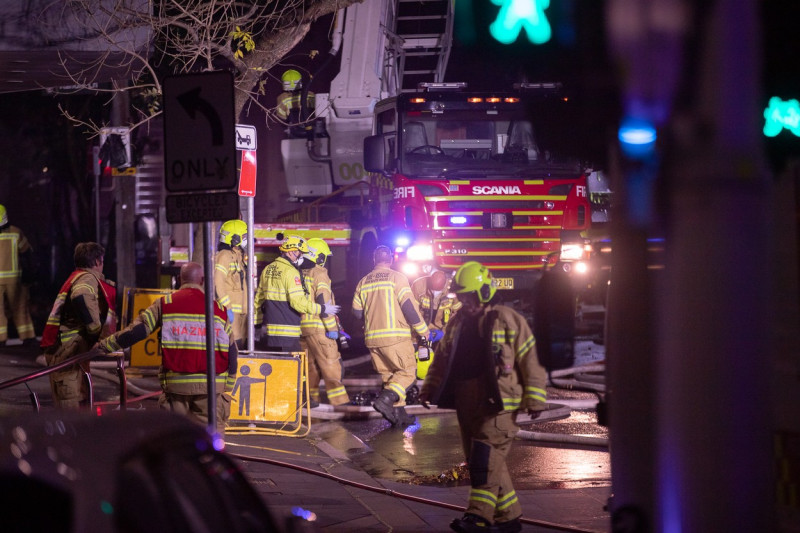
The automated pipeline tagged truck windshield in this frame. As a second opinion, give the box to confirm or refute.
[398,108,582,179]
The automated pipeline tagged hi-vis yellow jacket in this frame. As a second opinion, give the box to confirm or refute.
[300,265,337,336]
[255,256,320,347]
[352,266,429,348]
[421,303,547,413]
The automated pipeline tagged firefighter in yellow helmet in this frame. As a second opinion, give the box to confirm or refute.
[299,238,350,406]
[276,69,315,137]
[352,245,430,426]
[215,220,248,347]
[411,268,461,339]
[0,204,37,347]
[255,235,340,352]
[419,261,547,533]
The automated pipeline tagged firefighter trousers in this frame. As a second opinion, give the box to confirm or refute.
[454,378,522,524]
[368,338,416,406]
[300,333,349,405]
[159,387,231,435]
[46,337,91,409]
[0,281,35,342]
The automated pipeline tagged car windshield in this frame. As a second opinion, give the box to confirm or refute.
[398,108,582,179]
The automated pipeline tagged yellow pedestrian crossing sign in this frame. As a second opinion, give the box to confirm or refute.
[229,352,303,428]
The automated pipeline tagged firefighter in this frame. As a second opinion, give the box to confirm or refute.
[352,245,430,426]
[255,235,340,352]
[411,268,461,337]
[299,238,350,407]
[419,261,547,533]
[0,204,36,347]
[98,262,237,435]
[41,242,117,409]
[276,69,315,138]
[215,219,248,348]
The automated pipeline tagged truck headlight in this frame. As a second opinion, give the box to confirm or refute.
[399,261,421,278]
[560,243,585,261]
[407,244,434,262]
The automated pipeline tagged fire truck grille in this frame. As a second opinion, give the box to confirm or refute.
[435,228,562,269]
[447,200,546,210]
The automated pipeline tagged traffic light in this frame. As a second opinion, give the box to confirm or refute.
[489,0,552,45]
[761,2,800,172]
[97,127,131,175]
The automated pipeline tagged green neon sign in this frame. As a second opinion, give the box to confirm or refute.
[764,96,800,137]
[489,0,551,45]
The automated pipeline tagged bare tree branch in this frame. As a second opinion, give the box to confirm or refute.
[45,0,359,135]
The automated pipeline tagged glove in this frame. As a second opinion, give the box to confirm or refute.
[428,329,443,343]
[322,303,341,315]
[325,331,339,340]
[340,329,351,341]
[418,390,432,409]
[227,309,235,324]
[253,325,264,342]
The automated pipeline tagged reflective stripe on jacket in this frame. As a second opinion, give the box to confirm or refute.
[0,227,29,282]
[421,303,547,412]
[214,247,246,313]
[352,266,428,347]
[161,287,231,376]
[255,256,320,343]
[41,269,117,349]
[300,265,337,335]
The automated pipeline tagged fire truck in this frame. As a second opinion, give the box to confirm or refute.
[265,0,599,311]
[165,0,604,324]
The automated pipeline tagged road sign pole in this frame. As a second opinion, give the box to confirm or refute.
[204,222,217,434]
[246,196,255,354]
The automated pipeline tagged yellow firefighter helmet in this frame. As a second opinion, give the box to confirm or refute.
[304,238,332,266]
[452,261,496,303]
[219,219,247,248]
[279,234,309,253]
[281,69,302,91]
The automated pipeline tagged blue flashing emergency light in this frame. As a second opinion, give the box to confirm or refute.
[618,118,657,160]
[450,216,468,225]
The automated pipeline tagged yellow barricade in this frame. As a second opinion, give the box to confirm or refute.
[121,288,173,368]
[226,350,311,437]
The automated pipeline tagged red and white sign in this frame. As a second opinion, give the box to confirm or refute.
[238,150,257,197]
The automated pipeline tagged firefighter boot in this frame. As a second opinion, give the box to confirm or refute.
[393,406,416,426]
[492,518,522,533]
[450,513,493,533]
[372,388,400,425]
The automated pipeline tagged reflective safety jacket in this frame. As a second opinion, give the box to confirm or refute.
[214,246,247,314]
[276,90,316,121]
[255,256,321,348]
[411,276,462,330]
[0,226,30,285]
[421,303,547,413]
[100,284,236,394]
[41,269,117,350]
[352,266,429,348]
[300,265,337,336]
